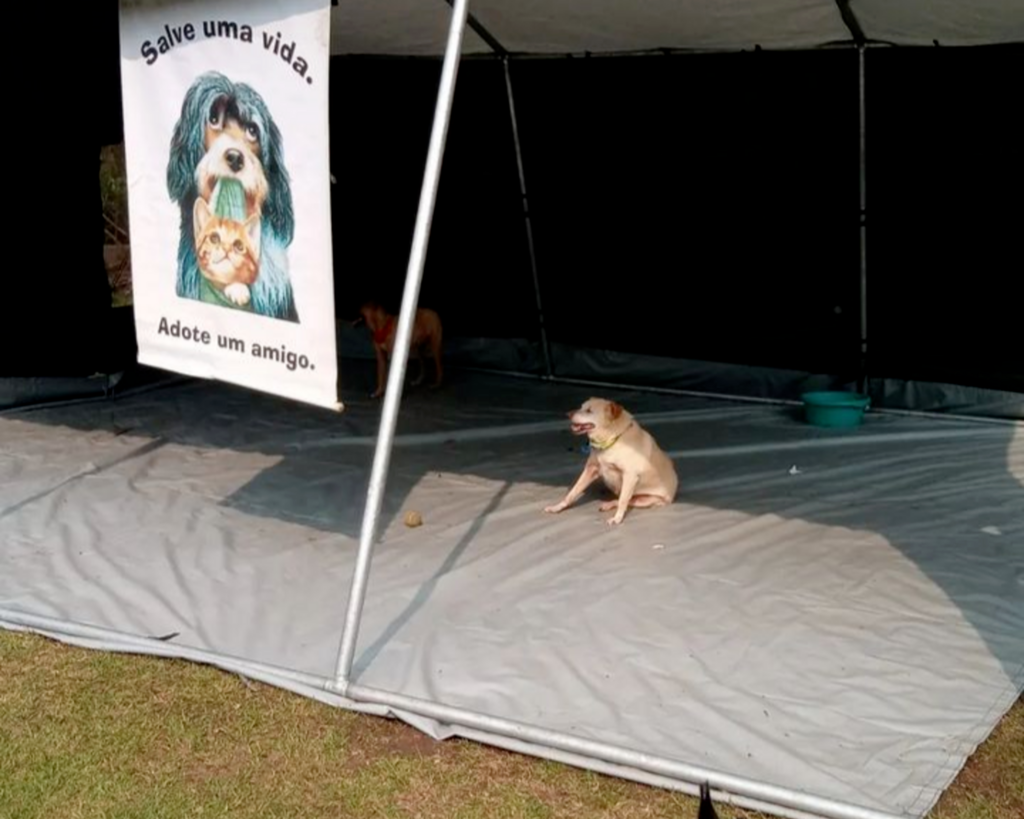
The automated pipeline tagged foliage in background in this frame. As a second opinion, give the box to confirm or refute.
[100,144,129,244]
[100,144,133,307]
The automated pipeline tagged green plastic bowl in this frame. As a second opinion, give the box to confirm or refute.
[800,391,871,428]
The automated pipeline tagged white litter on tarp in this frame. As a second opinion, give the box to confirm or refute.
[1,370,1021,819]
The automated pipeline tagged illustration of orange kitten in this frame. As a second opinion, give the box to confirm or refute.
[193,197,261,307]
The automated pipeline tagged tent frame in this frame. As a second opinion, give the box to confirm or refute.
[332,0,472,681]
[15,4,1012,819]
[502,53,554,378]
[857,43,868,393]
[325,4,898,819]
[3,3,1020,818]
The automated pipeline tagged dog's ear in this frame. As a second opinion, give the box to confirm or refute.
[168,72,231,205]
[246,87,294,244]
[607,401,623,420]
[169,78,208,205]
[193,197,212,237]
[243,213,262,257]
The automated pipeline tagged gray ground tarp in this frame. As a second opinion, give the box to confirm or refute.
[2,368,1022,818]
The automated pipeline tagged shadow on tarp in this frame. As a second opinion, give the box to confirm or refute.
[2,362,1021,684]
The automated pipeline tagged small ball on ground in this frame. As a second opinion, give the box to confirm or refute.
[404,510,423,528]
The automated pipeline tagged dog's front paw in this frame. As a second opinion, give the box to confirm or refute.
[224,283,251,306]
[544,504,565,514]
[606,515,624,526]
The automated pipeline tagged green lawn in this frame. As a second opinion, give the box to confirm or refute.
[1,631,1020,819]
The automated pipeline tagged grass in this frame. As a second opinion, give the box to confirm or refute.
[1,631,1020,819]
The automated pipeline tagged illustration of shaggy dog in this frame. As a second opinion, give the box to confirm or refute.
[167,71,298,322]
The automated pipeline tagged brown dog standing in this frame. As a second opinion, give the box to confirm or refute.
[356,301,443,399]
[545,397,678,525]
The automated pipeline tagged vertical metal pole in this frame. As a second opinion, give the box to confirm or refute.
[503,56,554,378]
[332,0,471,690]
[857,44,868,394]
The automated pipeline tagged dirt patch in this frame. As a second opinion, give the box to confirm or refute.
[345,714,450,768]
[379,724,446,758]
[182,745,253,785]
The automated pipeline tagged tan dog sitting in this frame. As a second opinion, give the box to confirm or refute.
[545,397,678,525]
[356,301,444,399]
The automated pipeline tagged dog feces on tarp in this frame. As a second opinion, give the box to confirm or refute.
[117,0,341,411]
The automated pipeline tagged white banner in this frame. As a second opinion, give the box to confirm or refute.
[118,0,341,411]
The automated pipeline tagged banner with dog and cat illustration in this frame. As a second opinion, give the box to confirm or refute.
[118,0,341,410]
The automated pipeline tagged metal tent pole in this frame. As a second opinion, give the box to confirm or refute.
[503,55,554,377]
[857,44,868,394]
[344,682,902,819]
[332,0,471,688]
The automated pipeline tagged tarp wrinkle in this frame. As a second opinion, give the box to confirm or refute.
[1,371,1021,819]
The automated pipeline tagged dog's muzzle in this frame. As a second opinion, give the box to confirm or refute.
[569,414,595,435]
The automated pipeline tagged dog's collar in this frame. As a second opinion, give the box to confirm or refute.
[373,317,395,345]
[589,422,633,451]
